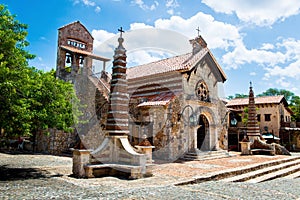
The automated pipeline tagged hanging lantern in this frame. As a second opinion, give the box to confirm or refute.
[80,56,84,65]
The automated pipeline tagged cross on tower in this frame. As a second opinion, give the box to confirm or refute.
[196,27,201,37]
[118,27,124,38]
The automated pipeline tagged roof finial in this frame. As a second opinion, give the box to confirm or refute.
[118,27,124,38]
[250,81,252,88]
[196,27,201,37]
[116,27,125,49]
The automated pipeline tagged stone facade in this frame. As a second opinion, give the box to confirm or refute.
[226,95,293,137]
[35,128,76,155]
[56,22,228,162]
[55,21,110,151]
[127,36,228,161]
[56,21,93,81]
[226,94,298,151]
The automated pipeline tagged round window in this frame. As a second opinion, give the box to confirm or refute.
[195,81,209,101]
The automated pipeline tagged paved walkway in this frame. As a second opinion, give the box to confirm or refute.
[1,152,300,199]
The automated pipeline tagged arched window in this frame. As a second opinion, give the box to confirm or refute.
[195,80,210,102]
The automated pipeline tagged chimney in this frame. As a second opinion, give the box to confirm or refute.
[189,35,207,55]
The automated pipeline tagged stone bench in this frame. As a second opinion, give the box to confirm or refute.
[84,163,151,179]
[251,149,275,156]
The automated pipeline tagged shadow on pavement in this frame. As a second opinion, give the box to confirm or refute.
[0,165,63,181]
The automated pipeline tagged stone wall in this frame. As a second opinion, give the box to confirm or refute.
[35,129,76,155]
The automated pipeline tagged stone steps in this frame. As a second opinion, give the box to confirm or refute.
[175,156,300,186]
[221,158,300,183]
[282,169,300,179]
[246,163,300,183]
[180,150,232,161]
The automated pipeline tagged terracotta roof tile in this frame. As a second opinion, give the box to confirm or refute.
[226,95,286,107]
[127,48,209,79]
[136,91,178,107]
[60,45,110,61]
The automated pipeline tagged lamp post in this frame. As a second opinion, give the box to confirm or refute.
[178,105,197,127]
[178,105,198,151]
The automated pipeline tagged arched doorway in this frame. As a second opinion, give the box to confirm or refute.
[197,114,209,150]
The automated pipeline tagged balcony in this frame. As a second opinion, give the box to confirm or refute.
[281,122,300,128]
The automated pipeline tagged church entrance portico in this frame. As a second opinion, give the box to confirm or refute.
[191,106,220,151]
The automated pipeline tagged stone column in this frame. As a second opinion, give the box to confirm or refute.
[247,82,261,142]
[72,149,91,178]
[105,32,129,136]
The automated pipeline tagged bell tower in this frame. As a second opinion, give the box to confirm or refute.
[56,21,110,82]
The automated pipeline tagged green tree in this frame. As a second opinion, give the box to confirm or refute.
[0,4,35,136]
[290,96,300,121]
[0,5,80,138]
[227,93,248,100]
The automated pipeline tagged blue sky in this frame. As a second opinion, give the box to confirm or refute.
[2,0,300,97]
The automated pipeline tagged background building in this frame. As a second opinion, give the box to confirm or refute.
[226,95,300,151]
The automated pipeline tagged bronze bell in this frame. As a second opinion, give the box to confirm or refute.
[66,56,71,64]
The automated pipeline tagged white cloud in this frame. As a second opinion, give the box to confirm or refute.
[265,60,300,80]
[92,30,116,44]
[167,9,174,15]
[91,30,116,55]
[166,0,179,8]
[95,6,101,13]
[276,77,291,88]
[260,43,274,50]
[222,39,286,69]
[201,0,300,26]
[131,0,159,11]
[127,49,172,67]
[82,0,95,6]
[165,0,179,15]
[72,0,102,13]
[92,11,241,68]
[92,28,191,71]
[250,72,256,76]
[278,38,300,61]
[129,23,154,30]
[154,12,241,50]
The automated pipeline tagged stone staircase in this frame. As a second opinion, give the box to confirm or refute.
[220,155,300,183]
[179,150,233,161]
[175,154,300,186]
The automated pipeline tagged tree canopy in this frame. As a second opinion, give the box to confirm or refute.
[0,5,79,137]
[256,88,295,103]
[227,93,249,100]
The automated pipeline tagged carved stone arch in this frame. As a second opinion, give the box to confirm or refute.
[195,80,210,102]
[194,106,219,150]
[195,106,216,126]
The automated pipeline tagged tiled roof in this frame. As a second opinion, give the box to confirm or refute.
[60,46,110,61]
[138,101,170,107]
[136,91,178,107]
[226,95,286,107]
[127,48,209,79]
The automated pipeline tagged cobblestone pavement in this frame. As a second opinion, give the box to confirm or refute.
[0,152,300,199]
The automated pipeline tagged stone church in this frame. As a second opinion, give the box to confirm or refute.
[56,21,228,161]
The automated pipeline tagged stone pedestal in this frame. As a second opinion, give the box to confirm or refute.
[240,141,251,155]
[92,136,147,165]
[72,149,91,178]
[135,145,155,164]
